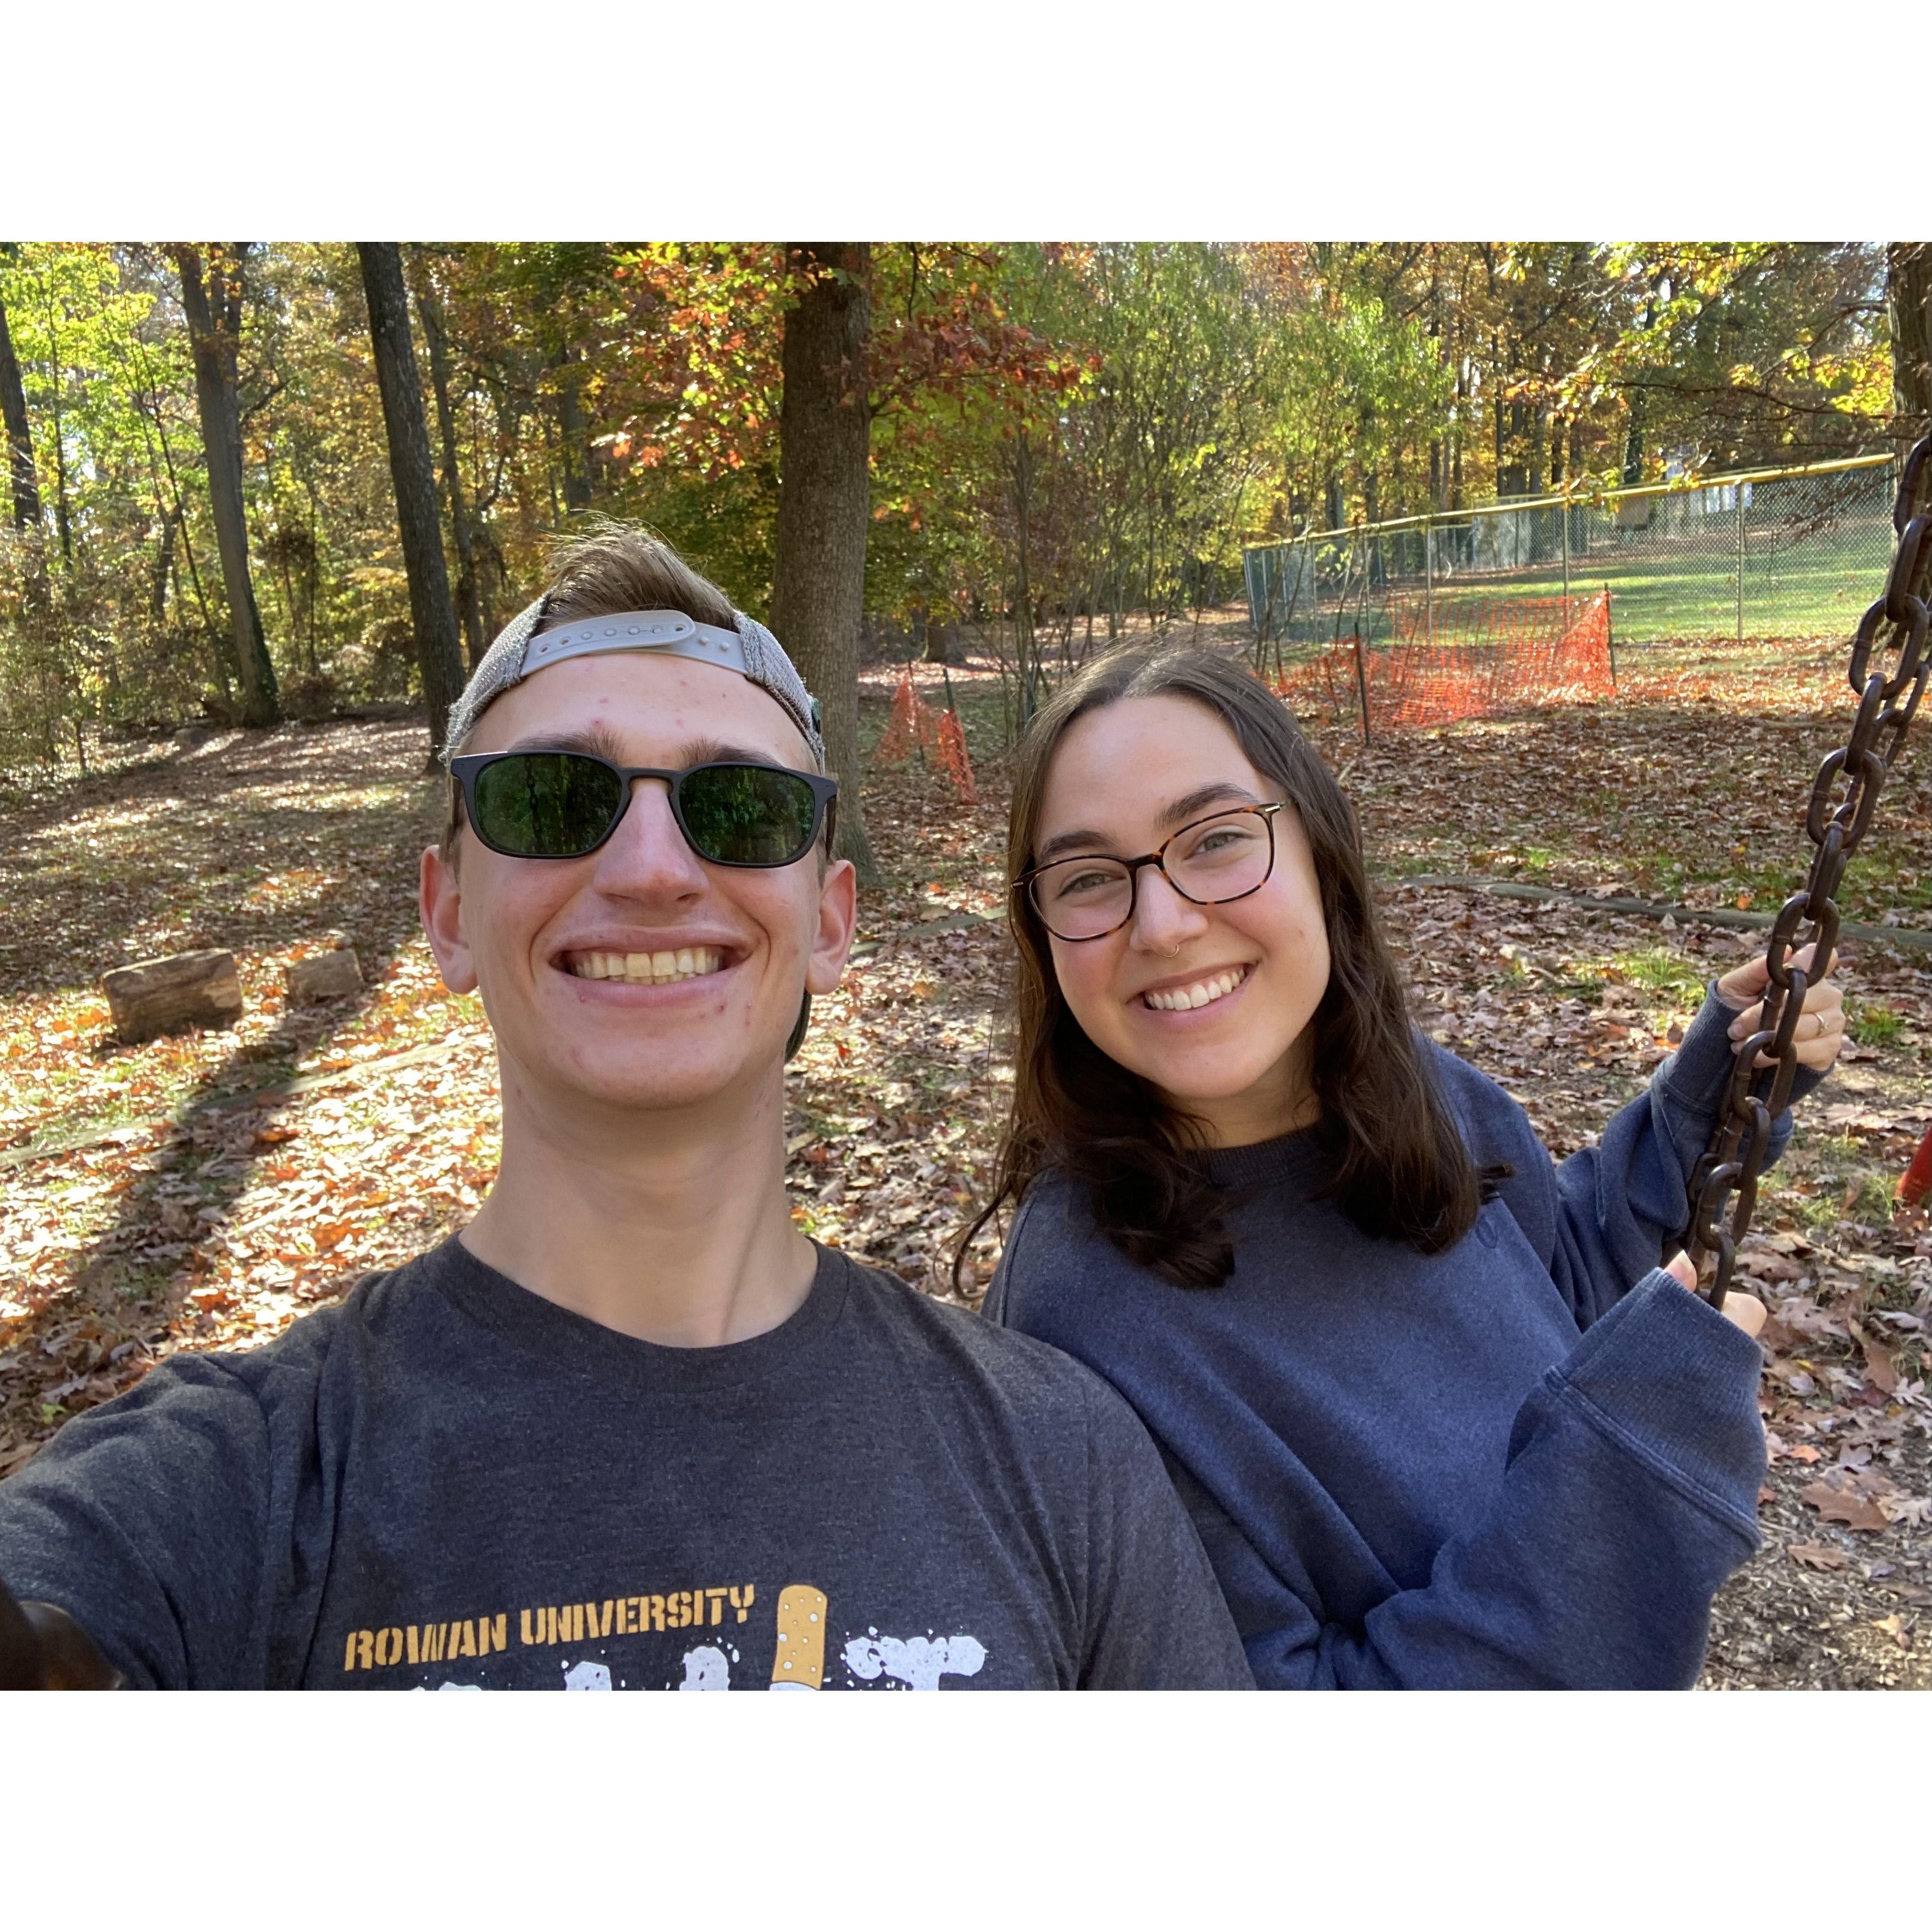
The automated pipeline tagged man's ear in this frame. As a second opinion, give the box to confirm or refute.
[806,855,859,997]
[420,843,479,994]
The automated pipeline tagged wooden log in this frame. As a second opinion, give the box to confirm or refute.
[102,949,243,1044]
[286,948,362,1004]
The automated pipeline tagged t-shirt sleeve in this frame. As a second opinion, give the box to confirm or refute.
[0,1355,274,1689]
[1072,1371,1255,1689]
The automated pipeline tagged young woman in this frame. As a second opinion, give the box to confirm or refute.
[975,640,1843,1689]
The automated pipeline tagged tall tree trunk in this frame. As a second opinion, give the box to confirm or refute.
[357,243,466,761]
[0,276,42,530]
[1623,289,1658,486]
[409,250,486,671]
[1012,427,1038,722]
[30,269,75,564]
[552,347,594,513]
[771,242,878,884]
[1621,387,1648,486]
[127,334,231,705]
[147,508,178,630]
[173,244,280,727]
[1889,242,1931,458]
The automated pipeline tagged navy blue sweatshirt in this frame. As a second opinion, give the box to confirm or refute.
[987,987,1819,1689]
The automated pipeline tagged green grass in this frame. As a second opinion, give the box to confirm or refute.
[1602,946,1706,1003]
[1264,510,1895,650]
[1847,1001,1905,1047]
[1845,1174,1901,1224]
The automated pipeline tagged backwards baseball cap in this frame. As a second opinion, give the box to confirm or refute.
[444,597,826,770]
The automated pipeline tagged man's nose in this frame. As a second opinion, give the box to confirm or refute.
[590,778,708,895]
[1129,864,1209,952]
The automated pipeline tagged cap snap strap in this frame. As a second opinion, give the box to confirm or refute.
[519,610,749,677]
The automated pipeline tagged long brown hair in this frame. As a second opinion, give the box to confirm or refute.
[961,639,1481,1289]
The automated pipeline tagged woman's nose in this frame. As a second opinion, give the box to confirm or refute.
[1128,865,1209,951]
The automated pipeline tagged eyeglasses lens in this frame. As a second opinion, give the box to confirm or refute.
[1031,810,1274,939]
[473,753,624,857]
[680,765,818,865]
[1032,859,1134,940]
[1166,811,1273,898]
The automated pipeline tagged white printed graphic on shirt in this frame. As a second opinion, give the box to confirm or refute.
[378,1579,989,1690]
[679,1645,732,1691]
[843,1631,988,1691]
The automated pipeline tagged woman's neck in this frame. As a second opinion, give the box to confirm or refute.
[1168,1027,1319,1149]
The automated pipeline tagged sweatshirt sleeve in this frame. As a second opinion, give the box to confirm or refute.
[1182,1271,1765,1689]
[0,1355,274,1689]
[1504,982,1826,1327]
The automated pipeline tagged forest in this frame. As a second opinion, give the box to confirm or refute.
[2,244,1924,811]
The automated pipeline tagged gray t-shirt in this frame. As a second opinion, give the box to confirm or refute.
[0,1238,1251,1690]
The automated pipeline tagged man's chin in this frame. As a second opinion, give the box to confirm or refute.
[517,1039,783,1120]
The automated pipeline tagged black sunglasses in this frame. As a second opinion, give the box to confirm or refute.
[449,752,838,866]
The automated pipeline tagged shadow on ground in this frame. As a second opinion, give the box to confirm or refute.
[0,718,442,1448]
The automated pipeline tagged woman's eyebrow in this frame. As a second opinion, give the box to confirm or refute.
[1161,780,1260,825]
[1036,783,1261,863]
[1036,826,1112,863]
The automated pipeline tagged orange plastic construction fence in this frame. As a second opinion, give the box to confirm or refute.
[1276,589,1615,732]
[1901,1123,1932,1208]
[871,674,979,803]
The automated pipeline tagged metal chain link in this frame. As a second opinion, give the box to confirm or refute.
[1687,434,1932,1309]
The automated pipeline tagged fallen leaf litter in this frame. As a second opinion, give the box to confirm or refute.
[1,634,1927,1684]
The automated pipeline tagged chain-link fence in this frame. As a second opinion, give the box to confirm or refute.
[1243,454,1898,669]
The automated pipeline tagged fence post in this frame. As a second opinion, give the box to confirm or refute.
[1560,491,1570,621]
[1424,516,1434,647]
[1735,485,1745,645]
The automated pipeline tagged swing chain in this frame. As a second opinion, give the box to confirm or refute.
[1687,434,1932,1309]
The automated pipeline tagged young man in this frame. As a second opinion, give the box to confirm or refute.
[0,530,1252,1691]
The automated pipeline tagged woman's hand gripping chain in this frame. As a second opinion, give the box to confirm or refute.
[1716,942,1844,1075]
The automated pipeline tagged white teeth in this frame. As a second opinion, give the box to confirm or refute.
[1144,966,1248,1012]
[568,946,723,985]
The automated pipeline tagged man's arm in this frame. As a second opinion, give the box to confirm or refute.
[0,1354,275,1689]
[0,1570,120,1688]
[1074,1372,1255,1689]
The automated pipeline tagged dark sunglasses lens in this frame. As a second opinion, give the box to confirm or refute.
[679,765,818,865]
[471,754,624,857]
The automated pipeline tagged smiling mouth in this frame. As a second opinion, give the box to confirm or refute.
[1142,965,1251,1012]
[565,946,727,986]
